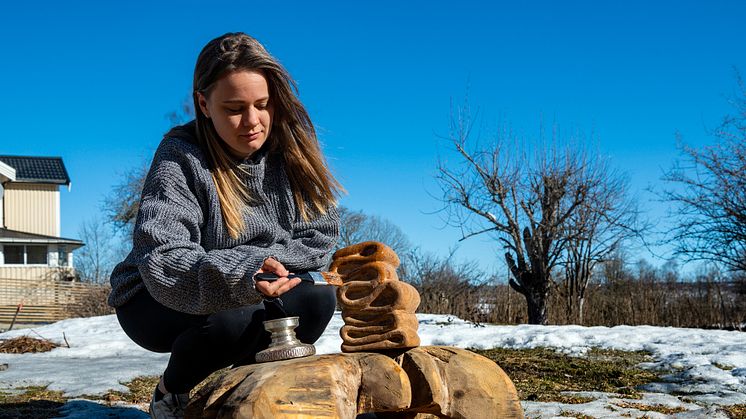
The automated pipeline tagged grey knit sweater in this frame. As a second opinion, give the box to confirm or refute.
[108,121,340,314]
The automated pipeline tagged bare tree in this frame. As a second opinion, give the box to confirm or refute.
[337,206,414,277]
[407,249,489,321]
[436,102,639,324]
[661,78,746,273]
[166,94,196,127]
[75,217,118,284]
[558,162,641,323]
[104,98,195,238]
[103,163,148,239]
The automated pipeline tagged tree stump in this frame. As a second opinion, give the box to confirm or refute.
[185,346,523,419]
[185,242,523,418]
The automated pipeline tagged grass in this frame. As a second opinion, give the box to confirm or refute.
[87,369,227,404]
[0,348,735,418]
[714,362,735,371]
[0,377,160,419]
[612,400,687,415]
[0,336,60,354]
[0,371,226,418]
[88,375,160,405]
[469,347,661,403]
[0,386,65,419]
[723,404,746,419]
[557,411,595,419]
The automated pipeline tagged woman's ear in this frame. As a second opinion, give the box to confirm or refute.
[196,91,210,118]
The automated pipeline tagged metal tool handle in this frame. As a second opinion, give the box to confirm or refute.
[254,272,315,283]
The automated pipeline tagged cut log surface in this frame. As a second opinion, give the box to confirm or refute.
[185,346,523,419]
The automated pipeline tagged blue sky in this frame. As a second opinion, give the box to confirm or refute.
[1,1,745,276]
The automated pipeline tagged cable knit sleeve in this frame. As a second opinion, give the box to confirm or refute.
[130,138,273,314]
[280,204,340,272]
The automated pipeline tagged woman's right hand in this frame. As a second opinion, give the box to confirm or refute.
[254,258,301,298]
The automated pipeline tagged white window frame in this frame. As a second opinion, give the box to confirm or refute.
[0,244,50,266]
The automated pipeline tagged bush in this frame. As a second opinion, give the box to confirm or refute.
[65,285,114,318]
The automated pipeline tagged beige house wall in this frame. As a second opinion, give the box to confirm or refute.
[3,183,59,236]
[0,271,78,305]
[0,266,65,282]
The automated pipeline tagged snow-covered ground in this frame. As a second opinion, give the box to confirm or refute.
[1,313,744,418]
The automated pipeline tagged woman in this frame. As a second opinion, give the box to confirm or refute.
[108,32,343,419]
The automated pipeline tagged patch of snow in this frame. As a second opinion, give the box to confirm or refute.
[522,392,729,419]
[0,312,744,417]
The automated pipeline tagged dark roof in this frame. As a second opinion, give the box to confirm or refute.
[0,228,84,248]
[0,156,70,185]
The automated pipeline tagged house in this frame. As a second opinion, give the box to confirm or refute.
[0,155,84,281]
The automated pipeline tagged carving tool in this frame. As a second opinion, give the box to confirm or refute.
[254,271,344,286]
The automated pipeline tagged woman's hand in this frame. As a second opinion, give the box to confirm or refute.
[254,258,301,298]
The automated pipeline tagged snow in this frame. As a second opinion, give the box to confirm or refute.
[1,313,745,418]
[521,392,729,419]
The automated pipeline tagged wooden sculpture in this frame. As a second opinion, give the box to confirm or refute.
[185,346,524,419]
[184,241,524,418]
[329,241,421,352]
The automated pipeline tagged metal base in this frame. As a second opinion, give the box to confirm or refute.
[255,316,316,363]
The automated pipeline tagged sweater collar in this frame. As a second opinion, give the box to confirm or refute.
[238,145,269,167]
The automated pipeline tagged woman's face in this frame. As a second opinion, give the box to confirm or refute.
[197,70,273,158]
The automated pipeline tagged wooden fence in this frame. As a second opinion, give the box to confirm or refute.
[0,278,105,327]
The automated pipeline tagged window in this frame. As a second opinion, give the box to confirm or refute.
[58,245,69,267]
[27,246,48,264]
[1,245,49,265]
[4,245,24,264]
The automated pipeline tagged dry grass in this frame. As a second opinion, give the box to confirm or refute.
[0,376,159,418]
[612,400,687,415]
[90,375,159,405]
[0,387,65,419]
[714,362,736,371]
[556,411,595,419]
[724,404,746,419]
[470,347,660,402]
[88,369,226,406]
[0,337,59,354]
[0,368,230,418]
[0,349,735,418]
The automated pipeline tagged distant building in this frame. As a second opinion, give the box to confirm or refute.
[0,155,84,281]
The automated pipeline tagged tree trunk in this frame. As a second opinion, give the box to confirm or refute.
[525,291,548,325]
[506,254,550,325]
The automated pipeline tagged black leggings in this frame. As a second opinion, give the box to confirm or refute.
[116,281,336,394]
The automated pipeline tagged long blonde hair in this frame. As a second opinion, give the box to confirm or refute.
[193,32,344,239]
